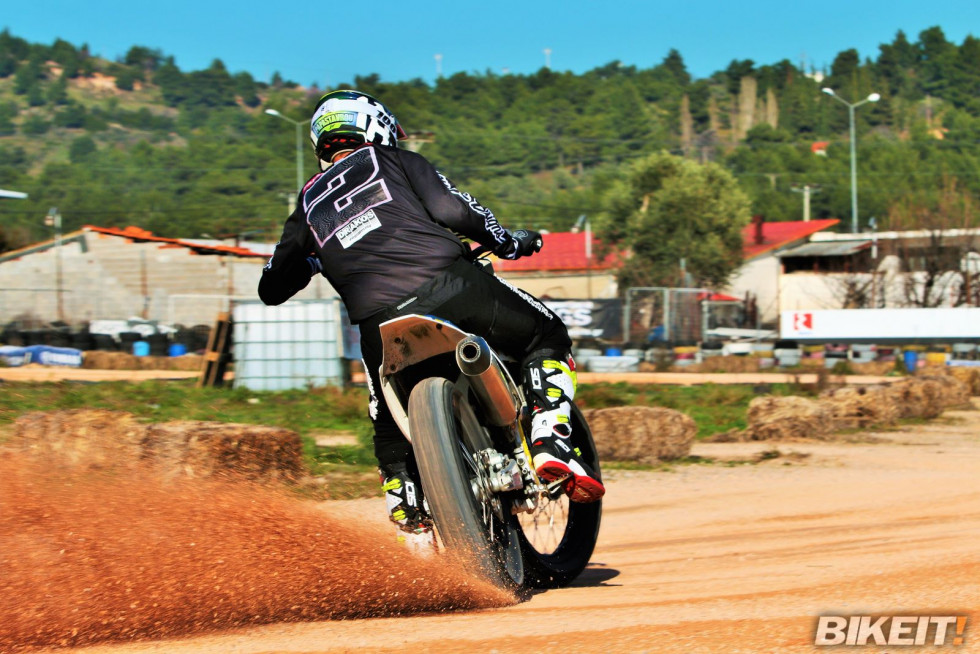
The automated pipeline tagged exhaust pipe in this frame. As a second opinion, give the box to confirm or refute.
[456,336,520,427]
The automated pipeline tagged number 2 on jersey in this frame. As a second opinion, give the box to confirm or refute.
[304,147,392,248]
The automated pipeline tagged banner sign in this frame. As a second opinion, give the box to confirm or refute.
[780,308,980,341]
[0,345,84,367]
[545,299,623,340]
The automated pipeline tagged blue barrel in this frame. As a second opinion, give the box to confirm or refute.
[604,347,622,357]
[903,350,918,372]
[133,341,150,357]
[168,343,187,357]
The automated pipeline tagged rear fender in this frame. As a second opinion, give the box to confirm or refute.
[378,314,469,441]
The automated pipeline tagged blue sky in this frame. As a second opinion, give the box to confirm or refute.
[4,0,979,87]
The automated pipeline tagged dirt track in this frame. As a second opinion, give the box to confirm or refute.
[0,367,200,383]
[31,404,978,654]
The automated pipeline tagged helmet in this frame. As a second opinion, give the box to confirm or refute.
[309,90,406,164]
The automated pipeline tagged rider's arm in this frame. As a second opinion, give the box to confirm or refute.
[258,207,321,306]
[398,150,516,255]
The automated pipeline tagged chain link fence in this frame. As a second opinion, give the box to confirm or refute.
[623,287,744,346]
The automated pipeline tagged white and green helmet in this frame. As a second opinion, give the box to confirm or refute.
[309,90,406,162]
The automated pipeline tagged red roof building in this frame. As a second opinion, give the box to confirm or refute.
[486,231,621,273]
[741,218,840,260]
[487,219,841,273]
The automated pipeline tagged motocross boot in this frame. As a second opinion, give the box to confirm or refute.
[379,462,433,536]
[524,354,605,503]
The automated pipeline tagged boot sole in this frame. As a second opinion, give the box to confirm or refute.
[533,455,605,504]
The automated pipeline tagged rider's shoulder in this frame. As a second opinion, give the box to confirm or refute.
[394,147,433,167]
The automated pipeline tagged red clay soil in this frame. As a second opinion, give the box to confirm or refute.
[0,461,511,652]
[4,408,980,654]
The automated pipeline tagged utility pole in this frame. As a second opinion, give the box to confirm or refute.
[45,208,64,322]
[791,183,821,222]
[543,48,552,70]
[434,53,443,78]
[869,216,879,308]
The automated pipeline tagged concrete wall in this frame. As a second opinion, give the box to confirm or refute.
[725,255,780,325]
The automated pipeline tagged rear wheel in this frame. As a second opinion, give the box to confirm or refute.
[517,403,602,588]
[409,377,523,592]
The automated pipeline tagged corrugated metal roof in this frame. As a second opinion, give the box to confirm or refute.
[741,219,840,259]
[83,225,269,258]
[777,240,871,258]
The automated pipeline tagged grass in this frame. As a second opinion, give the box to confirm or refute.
[0,379,376,475]
[0,378,808,483]
[576,381,805,439]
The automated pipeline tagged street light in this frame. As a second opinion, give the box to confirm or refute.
[822,87,880,233]
[264,109,305,196]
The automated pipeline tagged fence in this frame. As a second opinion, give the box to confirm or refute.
[623,287,710,345]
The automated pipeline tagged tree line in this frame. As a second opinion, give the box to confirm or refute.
[0,26,978,289]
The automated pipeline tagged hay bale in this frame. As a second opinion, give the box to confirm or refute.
[682,356,761,374]
[11,410,146,468]
[169,354,204,371]
[849,361,897,376]
[143,421,304,482]
[945,367,980,396]
[884,378,946,419]
[81,351,142,370]
[916,374,971,408]
[82,351,205,371]
[744,395,835,441]
[11,410,303,483]
[818,385,900,430]
[582,406,696,463]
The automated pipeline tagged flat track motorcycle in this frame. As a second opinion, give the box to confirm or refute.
[378,253,602,593]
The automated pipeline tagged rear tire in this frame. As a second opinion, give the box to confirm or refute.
[517,403,602,588]
[409,377,523,592]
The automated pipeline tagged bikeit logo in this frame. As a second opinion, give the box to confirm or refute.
[815,615,968,646]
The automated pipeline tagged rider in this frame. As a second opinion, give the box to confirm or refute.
[258,90,604,537]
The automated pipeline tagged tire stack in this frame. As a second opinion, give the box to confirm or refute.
[147,333,169,357]
[118,332,142,354]
[92,333,119,351]
[70,331,96,352]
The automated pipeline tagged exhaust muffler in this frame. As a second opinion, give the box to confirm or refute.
[455,336,520,427]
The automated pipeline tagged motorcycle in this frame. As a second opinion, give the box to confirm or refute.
[377,250,602,593]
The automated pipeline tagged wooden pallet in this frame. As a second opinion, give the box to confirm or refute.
[198,312,232,387]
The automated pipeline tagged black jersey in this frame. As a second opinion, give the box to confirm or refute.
[258,145,512,322]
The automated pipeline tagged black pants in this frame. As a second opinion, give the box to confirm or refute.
[358,258,571,470]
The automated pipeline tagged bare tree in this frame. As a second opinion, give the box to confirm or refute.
[826,273,874,309]
[886,178,980,307]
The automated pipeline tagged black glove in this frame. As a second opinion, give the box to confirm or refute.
[496,229,543,260]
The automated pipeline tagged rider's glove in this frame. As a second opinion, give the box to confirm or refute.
[306,255,323,276]
[495,229,544,260]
